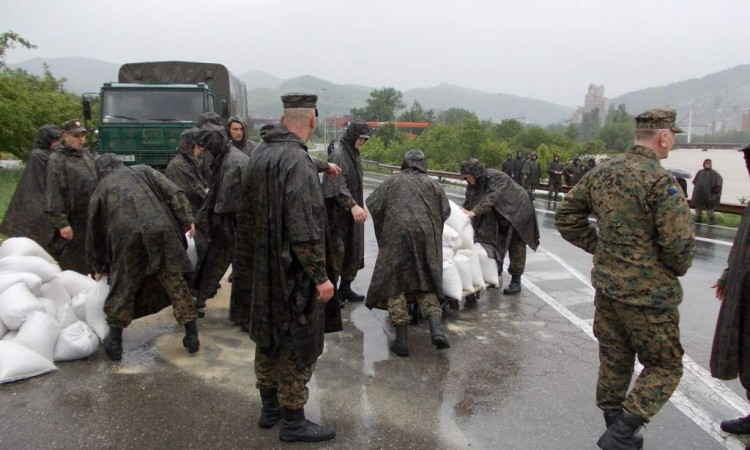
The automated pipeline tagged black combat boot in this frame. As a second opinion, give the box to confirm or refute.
[389,324,409,357]
[604,410,643,449]
[258,388,281,428]
[182,320,200,353]
[720,415,750,434]
[195,297,206,318]
[503,275,522,295]
[427,313,450,349]
[597,409,644,450]
[103,326,123,361]
[279,407,336,442]
[338,280,365,302]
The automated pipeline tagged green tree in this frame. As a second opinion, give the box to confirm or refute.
[492,119,524,141]
[350,87,405,121]
[579,108,601,141]
[397,100,435,123]
[596,121,634,151]
[436,108,477,126]
[0,31,36,68]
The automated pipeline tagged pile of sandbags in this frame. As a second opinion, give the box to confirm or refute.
[442,201,499,305]
[0,238,109,384]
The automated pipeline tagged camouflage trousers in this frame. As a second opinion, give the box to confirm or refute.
[498,230,527,277]
[329,228,361,282]
[593,291,684,421]
[388,292,442,326]
[255,333,317,410]
[106,270,198,328]
[695,208,715,221]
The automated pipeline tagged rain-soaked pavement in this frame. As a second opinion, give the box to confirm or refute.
[0,173,746,450]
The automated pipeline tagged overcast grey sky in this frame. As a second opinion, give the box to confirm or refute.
[3,0,748,106]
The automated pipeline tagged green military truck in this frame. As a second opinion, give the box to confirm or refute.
[84,61,248,168]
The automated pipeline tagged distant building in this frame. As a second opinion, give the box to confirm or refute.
[569,84,608,125]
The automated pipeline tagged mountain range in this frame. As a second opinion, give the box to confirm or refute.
[9,57,750,128]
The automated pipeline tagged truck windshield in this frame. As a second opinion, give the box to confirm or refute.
[101,89,204,122]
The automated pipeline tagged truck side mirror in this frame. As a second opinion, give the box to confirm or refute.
[82,99,92,121]
[221,100,229,119]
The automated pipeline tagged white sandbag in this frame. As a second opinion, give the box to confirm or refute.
[60,270,96,299]
[453,253,474,292]
[1,330,14,341]
[442,246,455,263]
[0,272,42,296]
[458,223,475,250]
[0,237,56,263]
[474,243,499,286]
[458,249,485,289]
[85,277,110,340]
[70,291,87,322]
[442,261,463,300]
[0,283,43,330]
[186,234,198,269]
[39,298,57,319]
[56,303,78,329]
[40,277,72,308]
[0,255,61,283]
[0,341,57,383]
[14,311,60,361]
[0,320,6,339]
[442,225,463,250]
[53,321,99,362]
[445,200,472,233]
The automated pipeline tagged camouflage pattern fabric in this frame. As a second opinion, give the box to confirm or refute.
[86,164,196,327]
[322,121,367,279]
[365,151,450,310]
[501,154,513,177]
[233,122,328,369]
[505,230,527,276]
[45,146,98,274]
[165,133,208,216]
[1,125,59,251]
[521,156,540,190]
[255,333,316,410]
[554,145,695,309]
[510,152,525,185]
[547,158,564,198]
[594,291,683,421]
[691,167,723,210]
[387,292,443,326]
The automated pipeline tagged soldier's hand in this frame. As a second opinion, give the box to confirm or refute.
[352,205,368,223]
[326,163,341,177]
[186,223,195,238]
[315,280,335,303]
[463,210,476,219]
[711,280,725,301]
[93,273,103,281]
[60,226,74,240]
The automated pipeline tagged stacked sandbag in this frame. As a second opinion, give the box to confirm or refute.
[440,201,491,305]
[0,238,108,383]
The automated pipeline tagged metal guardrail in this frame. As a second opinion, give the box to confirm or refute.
[371,162,746,216]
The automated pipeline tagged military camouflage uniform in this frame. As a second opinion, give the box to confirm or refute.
[45,143,99,274]
[364,149,451,324]
[521,153,541,199]
[255,334,316,409]
[86,157,197,327]
[547,156,564,200]
[555,136,695,421]
[165,127,208,216]
[1,125,60,252]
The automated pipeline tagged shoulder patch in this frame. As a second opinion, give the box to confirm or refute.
[667,187,678,196]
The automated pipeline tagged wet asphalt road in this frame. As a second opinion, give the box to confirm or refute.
[0,173,745,450]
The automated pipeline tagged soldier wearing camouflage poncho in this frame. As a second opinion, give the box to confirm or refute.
[233,93,336,443]
[45,119,99,274]
[555,109,696,450]
[365,149,451,357]
[460,158,540,295]
[86,154,200,361]
[165,127,209,216]
[1,125,60,252]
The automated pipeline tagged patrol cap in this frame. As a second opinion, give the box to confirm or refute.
[61,119,87,134]
[635,109,684,133]
[703,158,712,164]
[459,158,479,179]
[281,93,318,117]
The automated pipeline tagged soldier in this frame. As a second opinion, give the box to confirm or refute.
[563,157,582,186]
[233,93,336,442]
[521,151,541,200]
[87,154,200,361]
[1,125,60,252]
[365,149,451,357]
[322,119,370,305]
[501,152,514,177]
[190,123,249,319]
[45,119,99,274]
[509,150,525,185]
[227,115,257,157]
[691,158,723,225]
[165,127,209,216]
[555,109,695,450]
[460,158,539,295]
[547,154,564,201]
[710,145,750,436]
